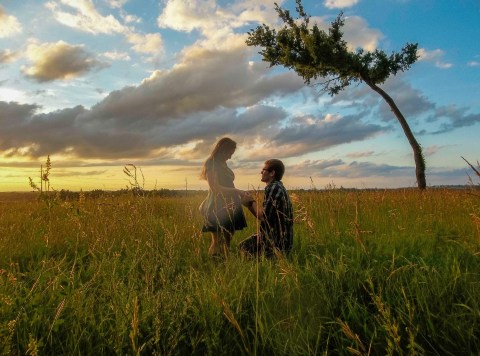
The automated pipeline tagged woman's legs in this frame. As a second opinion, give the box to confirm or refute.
[208,232,222,256]
[209,230,233,257]
[223,230,233,251]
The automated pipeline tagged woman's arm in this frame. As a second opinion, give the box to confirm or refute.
[246,200,264,220]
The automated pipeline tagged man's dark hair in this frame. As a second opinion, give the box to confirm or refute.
[265,159,285,181]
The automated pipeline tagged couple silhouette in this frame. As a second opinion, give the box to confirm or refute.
[199,137,293,258]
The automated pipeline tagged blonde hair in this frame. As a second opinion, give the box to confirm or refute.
[200,137,237,180]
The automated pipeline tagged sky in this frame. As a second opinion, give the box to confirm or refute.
[0,0,479,192]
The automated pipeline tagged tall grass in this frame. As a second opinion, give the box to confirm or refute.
[1,187,479,355]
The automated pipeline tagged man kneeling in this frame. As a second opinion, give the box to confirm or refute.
[240,159,293,257]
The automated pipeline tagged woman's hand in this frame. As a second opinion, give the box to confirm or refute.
[240,191,255,207]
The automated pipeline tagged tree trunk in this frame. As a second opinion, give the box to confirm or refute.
[366,81,427,189]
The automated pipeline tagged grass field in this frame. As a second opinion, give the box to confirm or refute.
[1,187,480,355]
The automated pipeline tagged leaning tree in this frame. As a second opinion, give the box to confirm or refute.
[246,0,426,189]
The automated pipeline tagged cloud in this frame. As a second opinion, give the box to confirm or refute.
[120,12,142,24]
[102,51,131,61]
[343,161,412,178]
[0,7,22,38]
[0,88,27,103]
[126,33,163,55]
[418,48,453,69]
[23,40,108,82]
[376,77,435,121]
[290,159,344,176]
[0,102,39,128]
[0,45,305,160]
[324,0,359,9]
[290,158,412,179]
[331,74,480,135]
[423,145,448,157]
[231,0,286,26]
[157,0,279,48]
[306,14,382,53]
[0,42,388,163]
[158,1,378,53]
[158,0,219,33]
[346,151,375,159]
[105,0,128,9]
[46,0,164,56]
[343,16,383,52]
[429,105,480,134]
[46,0,125,35]
[88,46,303,128]
[467,61,480,67]
[325,73,435,127]
[52,169,108,177]
[267,113,385,157]
[0,49,19,64]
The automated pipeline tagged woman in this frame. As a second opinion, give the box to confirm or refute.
[200,137,248,257]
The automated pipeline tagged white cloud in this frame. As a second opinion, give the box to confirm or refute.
[157,0,220,33]
[467,61,480,67]
[121,12,142,24]
[343,16,382,51]
[46,0,126,35]
[0,88,27,103]
[228,0,283,27]
[0,7,22,38]
[324,0,359,9]
[46,0,163,54]
[157,0,279,50]
[102,51,131,61]
[105,0,128,9]
[47,0,164,57]
[418,48,453,69]
[126,33,163,55]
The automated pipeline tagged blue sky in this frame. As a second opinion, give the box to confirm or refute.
[0,0,479,192]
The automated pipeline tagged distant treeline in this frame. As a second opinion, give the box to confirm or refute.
[1,185,477,203]
[56,188,205,200]
[0,188,206,202]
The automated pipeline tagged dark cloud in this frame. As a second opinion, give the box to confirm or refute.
[88,47,302,128]
[290,158,413,179]
[327,75,435,123]
[0,47,305,160]
[325,74,480,135]
[429,105,480,134]
[289,159,474,186]
[375,78,480,134]
[272,113,386,155]
[343,161,413,178]
[10,44,474,169]
[0,101,39,127]
[377,78,435,121]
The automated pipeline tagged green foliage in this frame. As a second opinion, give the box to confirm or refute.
[246,0,418,95]
[1,188,479,354]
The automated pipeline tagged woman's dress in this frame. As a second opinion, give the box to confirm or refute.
[201,159,247,233]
